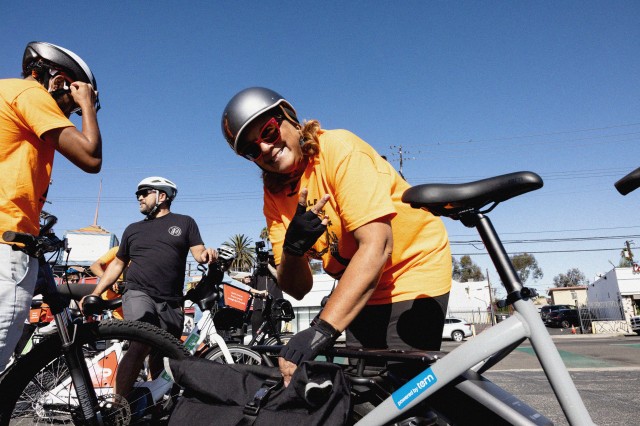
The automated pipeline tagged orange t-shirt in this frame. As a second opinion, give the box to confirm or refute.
[0,79,73,237]
[264,129,451,305]
[96,246,124,319]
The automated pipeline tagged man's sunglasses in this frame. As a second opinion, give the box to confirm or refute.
[135,188,156,198]
[239,116,283,161]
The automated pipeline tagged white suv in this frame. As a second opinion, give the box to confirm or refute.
[442,317,473,342]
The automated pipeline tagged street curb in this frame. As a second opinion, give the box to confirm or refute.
[551,332,634,339]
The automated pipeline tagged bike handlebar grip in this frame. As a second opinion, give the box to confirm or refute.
[2,231,34,245]
[615,166,640,196]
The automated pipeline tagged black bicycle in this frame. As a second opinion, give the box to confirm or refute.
[0,212,189,425]
[200,292,295,365]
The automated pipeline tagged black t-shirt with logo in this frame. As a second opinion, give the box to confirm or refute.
[117,213,203,301]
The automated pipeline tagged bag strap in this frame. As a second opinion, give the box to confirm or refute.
[238,377,281,425]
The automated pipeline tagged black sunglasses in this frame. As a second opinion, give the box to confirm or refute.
[135,188,156,198]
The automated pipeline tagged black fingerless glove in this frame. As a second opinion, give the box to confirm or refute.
[279,319,340,365]
[283,203,326,256]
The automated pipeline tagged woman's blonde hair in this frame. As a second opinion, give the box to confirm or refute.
[262,116,322,194]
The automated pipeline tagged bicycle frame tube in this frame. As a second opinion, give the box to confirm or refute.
[475,212,593,424]
[40,259,104,426]
[355,213,594,426]
[198,310,235,363]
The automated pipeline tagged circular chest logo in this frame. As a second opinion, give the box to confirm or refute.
[168,226,182,236]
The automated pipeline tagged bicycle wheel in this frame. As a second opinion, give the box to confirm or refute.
[264,332,293,346]
[0,319,189,426]
[204,344,263,365]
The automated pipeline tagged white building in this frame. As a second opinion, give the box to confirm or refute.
[283,275,493,332]
[588,267,640,322]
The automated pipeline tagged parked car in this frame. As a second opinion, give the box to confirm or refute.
[631,316,640,335]
[539,304,574,322]
[545,309,580,328]
[442,317,473,342]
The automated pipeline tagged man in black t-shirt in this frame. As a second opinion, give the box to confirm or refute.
[81,176,218,400]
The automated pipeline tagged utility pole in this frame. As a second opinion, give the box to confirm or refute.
[388,145,407,180]
[93,179,102,226]
[486,269,495,325]
[624,240,634,263]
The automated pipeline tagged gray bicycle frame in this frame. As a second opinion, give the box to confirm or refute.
[355,212,594,426]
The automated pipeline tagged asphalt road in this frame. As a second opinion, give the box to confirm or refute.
[442,332,640,426]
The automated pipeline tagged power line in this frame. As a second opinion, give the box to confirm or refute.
[452,247,622,256]
[450,234,640,245]
[413,121,640,148]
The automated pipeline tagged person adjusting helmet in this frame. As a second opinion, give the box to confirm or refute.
[136,176,178,219]
[22,41,100,114]
[0,41,104,372]
[221,87,299,160]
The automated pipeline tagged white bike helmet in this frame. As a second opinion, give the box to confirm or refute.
[137,176,178,201]
[217,246,236,262]
[22,41,100,113]
[221,87,298,156]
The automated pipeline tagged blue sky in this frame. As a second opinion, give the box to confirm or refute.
[3,1,639,296]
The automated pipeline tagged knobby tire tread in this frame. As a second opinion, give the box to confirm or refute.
[0,319,189,425]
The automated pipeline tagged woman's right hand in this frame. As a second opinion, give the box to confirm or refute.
[282,188,330,256]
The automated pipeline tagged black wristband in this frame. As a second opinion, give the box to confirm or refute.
[311,318,341,340]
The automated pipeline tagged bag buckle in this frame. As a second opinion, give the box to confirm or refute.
[243,378,280,416]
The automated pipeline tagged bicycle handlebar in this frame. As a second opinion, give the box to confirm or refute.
[2,230,35,246]
[615,166,640,195]
[3,230,65,258]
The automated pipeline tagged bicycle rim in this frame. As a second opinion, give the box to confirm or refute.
[0,320,189,426]
[203,344,263,365]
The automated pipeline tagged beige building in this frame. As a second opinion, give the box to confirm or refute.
[547,286,587,306]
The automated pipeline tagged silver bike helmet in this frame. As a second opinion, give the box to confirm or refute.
[221,87,297,155]
[22,41,100,112]
[137,176,178,201]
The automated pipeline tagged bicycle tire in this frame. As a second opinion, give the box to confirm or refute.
[203,344,263,365]
[0,319,190,426]
[264,332,292,346]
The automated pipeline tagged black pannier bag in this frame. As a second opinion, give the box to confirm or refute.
[166,357,351,426]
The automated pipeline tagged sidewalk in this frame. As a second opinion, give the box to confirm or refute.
[552,331,637,339]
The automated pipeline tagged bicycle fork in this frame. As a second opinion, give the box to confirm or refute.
[55,310,104,425]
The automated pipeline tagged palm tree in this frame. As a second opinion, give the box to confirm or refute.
[259,226,270,248]
[223,234,255,272]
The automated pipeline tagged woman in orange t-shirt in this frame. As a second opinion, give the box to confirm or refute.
[221,87,451,384]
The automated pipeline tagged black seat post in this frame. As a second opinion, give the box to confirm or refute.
[466,212,523,294]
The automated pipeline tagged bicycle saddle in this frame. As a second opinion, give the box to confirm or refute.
[402,171,543,219]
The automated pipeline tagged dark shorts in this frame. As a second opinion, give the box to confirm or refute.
[346,293,450,352]
[122,289,184,338]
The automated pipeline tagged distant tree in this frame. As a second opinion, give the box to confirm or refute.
[223,234,255,272]
[452,255,485,282]
[260,226,269,244]
[552,268,588,287]
[619,248,634,267]
[618,257,634,267]
[510,253,543,284]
